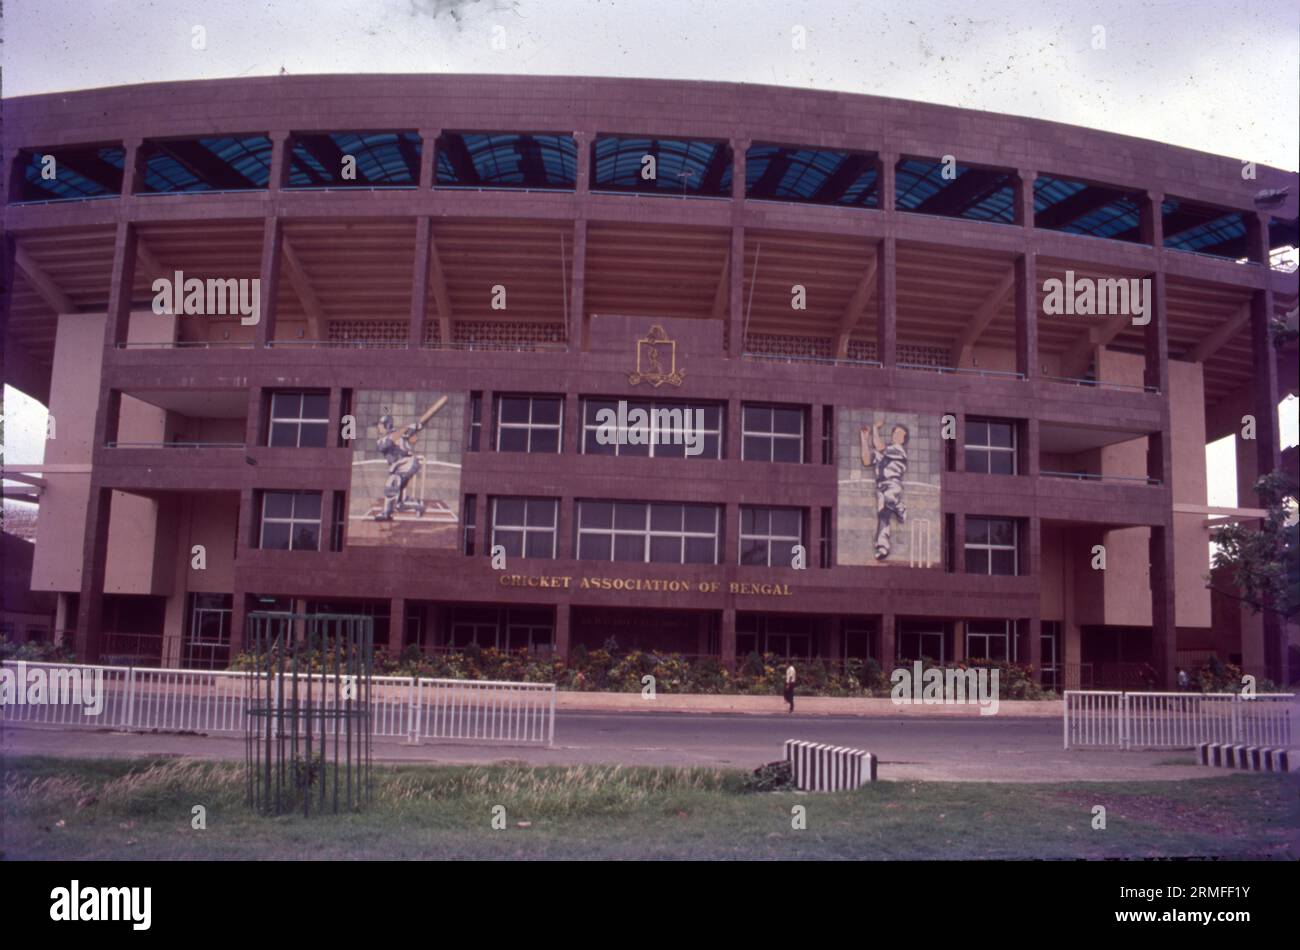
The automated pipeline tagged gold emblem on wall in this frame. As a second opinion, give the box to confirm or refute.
[628,324,685,387]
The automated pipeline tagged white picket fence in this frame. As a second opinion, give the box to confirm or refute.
[0,660,555,747]
[1064,690,1294,750]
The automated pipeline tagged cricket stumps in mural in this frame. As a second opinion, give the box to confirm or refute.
[836,408,941,568]
[347,390,465,548]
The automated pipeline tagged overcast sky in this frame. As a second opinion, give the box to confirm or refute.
[2,0,1297,496]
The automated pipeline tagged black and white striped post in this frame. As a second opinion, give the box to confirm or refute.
[1197,742,1293,772]
[785,739,877,791]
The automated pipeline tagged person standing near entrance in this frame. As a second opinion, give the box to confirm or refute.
[783,664,796,714]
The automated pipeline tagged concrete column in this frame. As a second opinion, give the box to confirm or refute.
[879,613,896,666]
[418,128,438,189]
[409,216,432,348]
[389,598,406,657]
[1026,617,1043,682]
[1015,169,1036,228]
[953,512,966,574]
[875,236,897,367]
[723,502,739,566]
[267,129,289,192]
[828,617,843,664]
[1141,190,1164,248]
[1026,514,1041,579]
[1144,269,1170,396]
[569,218,588,351]
[952,621,966,663]
[1014,251,1037,380]
[721,608,737,669]
[877,151,896,213]
[557,497,575,559]
[952,411,965,472]
[74,486,113,661]
[255,216,283,347]
[726,397,743,461]
[727,138,748,357]
[554,602,571,662]
[1149,523,1177,688]
[1024,417,1040,478]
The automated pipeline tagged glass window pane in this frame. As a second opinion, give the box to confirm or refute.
[292,524,319,550]
[585,400,617,425]
[990,450,1015,475]
[578,533,611,560]
[966,420,988,446]
[584,432,616,455]
[989,519,1016,546]
[269,423,298,448]
[500,398,530,424]
[620,438,649,457]
[302,393,329,419]
[294,492,322,520]
[684,505,717,533]
[772,437,802,463]
[261,522,290,549]
[740,507,756,535]
[271,392,301,418]
[650,504,682,532]
[495,498,526,526]
[965,548,988,574]
[743,435,770,462]
[298,423,328,448]
[702,434,721,459]
[740,539,768,565]
[965,448,989,473]
[498,427,528,452]
[496,530,524,558]
[263,491,294,518]
[655,439,685,458]
[530,428,560,454]
[700,405,721,429]
[744,405,772,433]
[525,500,556,527]
[771,508,802,538]
[532,398,562,425]
[685,536,716,564]
[992,549,1017,575]
[613,534,644,562]
[989,422,1015,448]
[525,531,554,558]
[774,540,799,567]
[649,536,681,563]
[580,501,612,529]
[966,517,989,544]
[614,503,645,530]
[772,408,803,435]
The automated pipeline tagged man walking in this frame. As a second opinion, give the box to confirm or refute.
[783,664,797,714]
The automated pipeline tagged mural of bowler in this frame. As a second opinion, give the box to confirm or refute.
[348,390,465,548]
[836,408,941,568]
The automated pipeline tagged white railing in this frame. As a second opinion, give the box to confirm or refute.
[1064,690,1294,750]
[1,661,555,747]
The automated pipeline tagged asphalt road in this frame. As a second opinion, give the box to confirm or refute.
[1,710,1212,782]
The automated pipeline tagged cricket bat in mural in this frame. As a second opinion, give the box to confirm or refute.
[402,395,448,436]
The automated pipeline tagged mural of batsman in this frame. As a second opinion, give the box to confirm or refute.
[372,397,446,521]
[861,421,910,560]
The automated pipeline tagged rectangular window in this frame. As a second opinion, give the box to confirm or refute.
[898,621,945,663]
[259,490,322,550]
[965,417,1017,474]
[741,403,805,463]
[821,406,833,464]
[184,592,233,670]
[329,491,346,551]
[576,500,719,564]
[964,517,1019,576]
[1041,621,1062,690]
[580,398,722,459]
[819,507,832,568]
[496,395,562,453]
[469,392,483,452]
[463,494,477,556]
[268,391,330,448]
[739,506,804,567]
[966,620,1016,662]
[491,497,558,559]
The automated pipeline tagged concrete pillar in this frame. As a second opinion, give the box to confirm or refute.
[1026,617,1043,682]
[875,236,897,367]
[954,512,966,574]
[727,137,748,358]
[1015,169,1036,228]
[409,216,432,348]
[74,487,113,661]
[1149,523,1177,688]
[569,218,587,351]
[879,613,896,666]
[1015,251,1037,379]
[721,608,737,670]
[554,602,571,662]
[952,621,966,663]
[418,128,438,189]
[255,216,283,347]
[389,598,406,657]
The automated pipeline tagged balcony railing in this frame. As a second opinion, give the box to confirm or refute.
[420,341,568,353]
[267,339,408,349]
[898,361,1024,380]
[1040,469,1162,487]
[115,340,255,349]
[1041,373,1159,394]
[742,351,881,369]
[105,441,245,449]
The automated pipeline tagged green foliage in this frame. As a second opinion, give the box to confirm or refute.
[1210,470,1300,619]
[0,638,74,663]
[741,760,794,793]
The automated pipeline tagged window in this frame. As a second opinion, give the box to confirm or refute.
[496,395,562,453]
[821,406,833,464]
[268,391,329,447]
[436,133,577,190]
[491,497,558,559]
[577,500,719,564]
[737,614,814,658]
[965,418,1017,474]
[329,491,346,551]
[184,593,232,670]
[449,606,554,653]
[740,506,803,567]
[580,398,722,458]
[469,392,483,451]
[898,621,945,663]
[463,495,477,555]
[259,491,322,550]
[966,620,1016,662]
[964,517,1019,575]
[592,135,732,197]
[819,507,832,568]
[742,404,804,462]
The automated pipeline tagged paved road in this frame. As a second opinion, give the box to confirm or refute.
[2,710,1213,782]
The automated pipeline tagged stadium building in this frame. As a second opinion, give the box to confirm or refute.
[2,75,1296,688]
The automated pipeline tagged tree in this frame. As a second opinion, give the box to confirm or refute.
[1210,470,1300,619]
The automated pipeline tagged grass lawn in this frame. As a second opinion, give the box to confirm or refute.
[2,756,1296,860]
